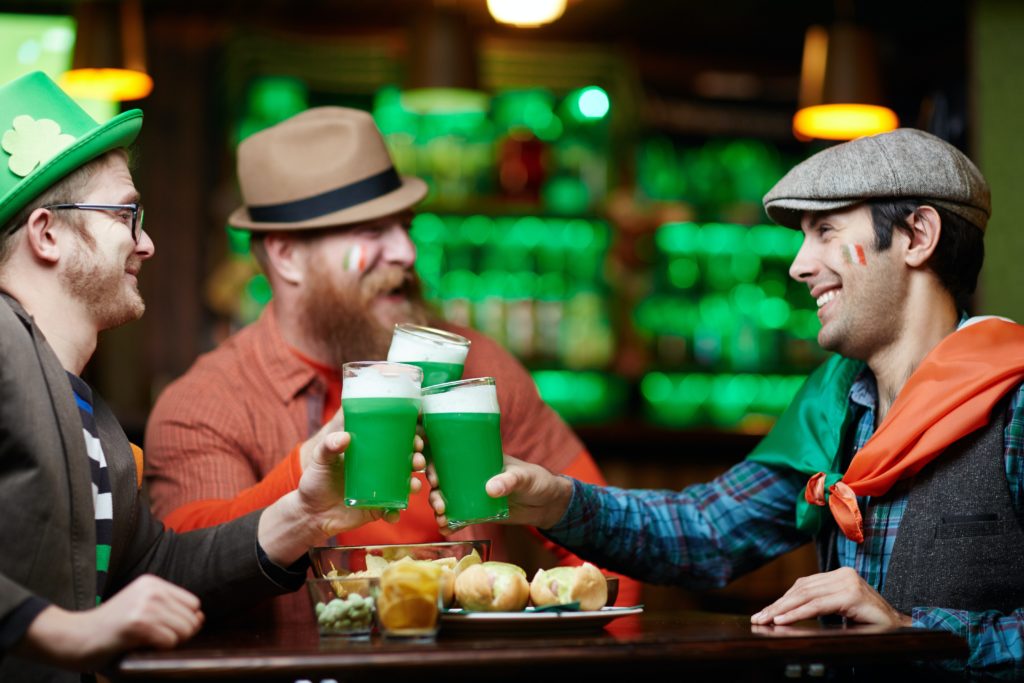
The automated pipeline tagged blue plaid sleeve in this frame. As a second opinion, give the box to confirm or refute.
[913,607,1024,675]
[543,460,812,587]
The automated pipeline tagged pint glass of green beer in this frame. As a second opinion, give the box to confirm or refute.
[421,377,508,529]
[387,324,470,388]
[342,361,423,510]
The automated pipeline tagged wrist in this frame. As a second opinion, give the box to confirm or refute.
[258,491,327,567]
[541,475,574,529]
[19,605,88,669]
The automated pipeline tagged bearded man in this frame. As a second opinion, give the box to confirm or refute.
[144,107,639,625]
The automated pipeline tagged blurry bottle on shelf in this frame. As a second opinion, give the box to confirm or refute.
[631,219,827,430]
[534,272,565,364]
[410,213,614,374]
[498,129,547,204]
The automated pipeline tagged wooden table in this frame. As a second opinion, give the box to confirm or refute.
[114,610,966,682]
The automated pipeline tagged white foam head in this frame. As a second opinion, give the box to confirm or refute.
[387,325,470,365]
[422,382,499,414]
[342,363,422,400]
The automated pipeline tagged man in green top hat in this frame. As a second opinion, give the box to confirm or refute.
[0,71,417,682]
[429,128,1024,674]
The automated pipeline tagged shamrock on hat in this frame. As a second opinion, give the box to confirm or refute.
[2,115,76,178]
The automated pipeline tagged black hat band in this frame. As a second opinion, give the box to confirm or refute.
[247,166,402,224]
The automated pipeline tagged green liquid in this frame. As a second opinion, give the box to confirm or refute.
[405,360,464,388]
[343,396,420,509]
[422,411,509,527]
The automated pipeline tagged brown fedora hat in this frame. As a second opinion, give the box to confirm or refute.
[228,106,427,231]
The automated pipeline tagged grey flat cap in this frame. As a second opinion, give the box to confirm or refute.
[763,128,990,232]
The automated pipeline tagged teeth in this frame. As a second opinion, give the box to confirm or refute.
[816,290,838,308]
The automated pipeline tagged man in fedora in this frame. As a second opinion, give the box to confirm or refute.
[0,73,411,681]
[143,106,639,622]
[427,128,1024,673]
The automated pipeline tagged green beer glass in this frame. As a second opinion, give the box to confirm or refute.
[421,377,509,529]
[342,361,423,510]
[387,324,470,388]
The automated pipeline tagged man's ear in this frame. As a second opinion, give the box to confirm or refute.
[23,208,63,265]
[262,232,307,286]
[903,205,942,268]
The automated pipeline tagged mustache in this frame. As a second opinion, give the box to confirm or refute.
[361,267,418,298]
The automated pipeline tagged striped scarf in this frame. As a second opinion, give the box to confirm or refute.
[67,374,112,604]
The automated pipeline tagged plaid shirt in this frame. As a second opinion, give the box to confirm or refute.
[547,375,1024,673]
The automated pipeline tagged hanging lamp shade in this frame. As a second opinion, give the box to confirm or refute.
[403,5,487,114]
[60,0,153,101]
[793,23,898,141]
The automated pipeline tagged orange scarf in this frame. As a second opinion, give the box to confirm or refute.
[805,318,1024,542]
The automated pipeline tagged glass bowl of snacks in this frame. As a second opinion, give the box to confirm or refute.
[306,576,378,638]
[309,541,491,610]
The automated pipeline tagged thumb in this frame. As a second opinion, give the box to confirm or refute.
[486,472,513,497]
[313,431,351,468]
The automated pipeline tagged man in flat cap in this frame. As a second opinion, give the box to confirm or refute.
[0,73,405,682]
[430,128,1024,673]
[143,106,639,624]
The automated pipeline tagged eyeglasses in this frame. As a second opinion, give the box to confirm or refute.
[42,203,145,243]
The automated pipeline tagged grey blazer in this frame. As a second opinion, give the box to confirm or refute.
[0,294,288,682]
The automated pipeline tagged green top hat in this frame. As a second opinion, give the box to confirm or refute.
[0,71,143,230]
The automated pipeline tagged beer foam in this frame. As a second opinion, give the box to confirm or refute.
[342,364,422,399]
[422,383,499,414]
[388,328,469,364]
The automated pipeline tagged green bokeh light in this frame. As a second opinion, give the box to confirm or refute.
[225,226,251,255]
[245,274,272,305]
[668,257,700,289]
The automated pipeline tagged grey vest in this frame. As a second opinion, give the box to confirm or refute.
[817,398,1024,614]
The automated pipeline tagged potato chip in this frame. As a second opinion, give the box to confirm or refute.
[378,561,442,633]
[454,549,482,576]
[365,555,389,576]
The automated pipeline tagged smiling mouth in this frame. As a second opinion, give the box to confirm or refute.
[816,290,839,308]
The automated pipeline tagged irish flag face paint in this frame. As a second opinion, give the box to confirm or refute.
[841,243,867,266]
[343,244,368,273]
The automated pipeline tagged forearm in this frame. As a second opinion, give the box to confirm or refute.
[0,596,48,654]
[543,461,810,587]
[256,491,327,567]
[15,605,92,671]
[913,606,1024,672]
[540,450,642,604]
[163,445,303,532]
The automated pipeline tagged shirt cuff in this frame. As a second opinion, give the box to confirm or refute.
[256,541,310,591]
[0,596,50,652]
[541,476,587,540]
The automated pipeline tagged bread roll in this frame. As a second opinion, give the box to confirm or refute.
[439,548,482,608]
[454,561,530,611]
[529,562,608,611]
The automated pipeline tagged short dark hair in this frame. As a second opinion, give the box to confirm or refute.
[868,199,984,311]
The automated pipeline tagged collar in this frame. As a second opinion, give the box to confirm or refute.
[251,303,323,404]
